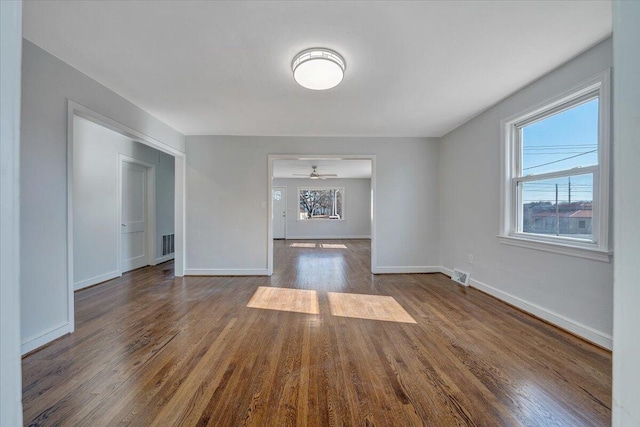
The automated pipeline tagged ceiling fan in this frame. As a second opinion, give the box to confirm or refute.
[293,166,337,180]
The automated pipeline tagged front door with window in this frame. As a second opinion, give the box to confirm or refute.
[273,187,286,239]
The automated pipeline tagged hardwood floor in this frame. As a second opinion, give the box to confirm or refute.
[22,239,611,426]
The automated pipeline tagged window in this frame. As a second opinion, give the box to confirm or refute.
[299,187,343,220]
[500,71,610,261]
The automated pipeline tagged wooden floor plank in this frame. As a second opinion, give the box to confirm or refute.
[22,239,611,426]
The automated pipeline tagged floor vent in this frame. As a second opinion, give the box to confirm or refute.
[451,268,470,286]
[162,234,175,256]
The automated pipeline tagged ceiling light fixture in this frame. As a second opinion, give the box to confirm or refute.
[292,48,346,90]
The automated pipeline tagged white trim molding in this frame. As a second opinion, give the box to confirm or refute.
[21,321,71,355]
[499,70,611,260]
[285,235,371,240]
[66,101,187,354]
[1,1,24,421]
[373,266,442,274]
[185,268,269,276]
[469,275,612,350]
[268,154,377,276]
[439,266,612,350]
[497,235,611,262]
[74,270,121,291]
[155,254,175,264]
[440,267,454,276]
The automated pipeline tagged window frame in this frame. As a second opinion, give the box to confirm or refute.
[499,70,611,262]
[297,186,345,221]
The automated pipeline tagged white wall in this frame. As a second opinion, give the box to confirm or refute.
[612,1,640,425]
[272,178,371,239]
[186,136,440,274]
[439,38,613,348]
[0,1,23,424]
[73,116,175,290]
[20,40,185,353]
[156,150,176,260]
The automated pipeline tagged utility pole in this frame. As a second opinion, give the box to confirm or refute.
[556,184,560,236]
[568,176,571,205]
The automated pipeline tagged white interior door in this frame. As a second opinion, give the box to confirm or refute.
[273,187,286,239]
[121,161,148,272]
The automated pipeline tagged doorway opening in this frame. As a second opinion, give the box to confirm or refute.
[267,155,376,275]
[67,101,185,334]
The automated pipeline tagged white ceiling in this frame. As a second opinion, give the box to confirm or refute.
[23,1,611,137]
[273,159,372,179]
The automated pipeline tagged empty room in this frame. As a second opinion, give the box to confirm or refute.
[1,1,639,426]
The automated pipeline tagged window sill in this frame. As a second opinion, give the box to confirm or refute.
[297,219,346,222]
[497,234,611,262]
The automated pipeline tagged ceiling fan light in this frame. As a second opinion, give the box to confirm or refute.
[292,48,346,90]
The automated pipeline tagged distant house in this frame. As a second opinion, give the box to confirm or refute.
[524,202,592,237]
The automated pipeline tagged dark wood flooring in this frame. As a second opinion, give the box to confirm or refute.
[22,239,611,426]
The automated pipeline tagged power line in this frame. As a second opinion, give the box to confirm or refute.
[525,152,596,155]
[523,149,597,171]
[524,144,596,149]
[523,185,591,188]
[524,149,596,153]
[525,181,592,186]
[523,190,591,193]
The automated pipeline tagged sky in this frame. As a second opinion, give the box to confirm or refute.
[521,98,598,205]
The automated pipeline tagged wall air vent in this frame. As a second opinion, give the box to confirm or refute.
[451,268,470,286]
[162,234,174,256]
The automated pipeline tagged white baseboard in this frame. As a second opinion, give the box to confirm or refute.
[440,267,454,276]
[284,235,371,240]
[154,253,175,264]
[184,268,269,276]
[74,270,121,291]
[439,266,612,350]
[21,321,71,355]
[373,266,442,274]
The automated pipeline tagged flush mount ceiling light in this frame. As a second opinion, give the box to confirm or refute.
[292,48,346,90]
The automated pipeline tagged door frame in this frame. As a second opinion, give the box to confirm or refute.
[272,186,287,240]
[267,154,376,276]
[67,100,186,335]
[118,154,156,274]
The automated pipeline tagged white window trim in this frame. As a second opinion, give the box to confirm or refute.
[297,186,345,221]
[499,69,611,262]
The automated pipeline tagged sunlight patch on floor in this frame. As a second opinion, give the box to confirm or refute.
[247,286,319,314]
[327,292,417,323]
[321,243,347,249]
[289,242,316,248]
